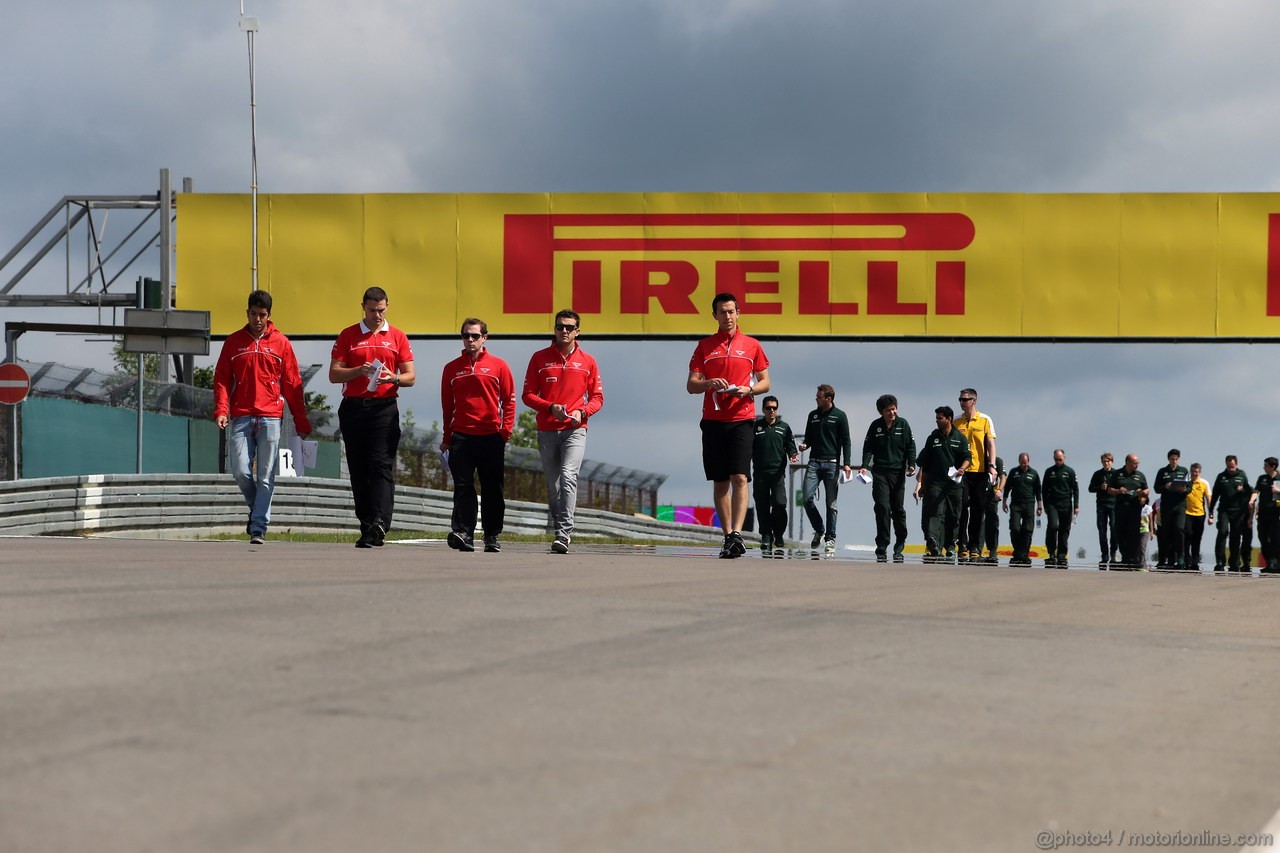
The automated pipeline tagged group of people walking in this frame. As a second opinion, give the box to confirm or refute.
[214,287,603,554]
[211,286,1280,572]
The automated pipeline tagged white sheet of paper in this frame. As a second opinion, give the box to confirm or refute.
[365,359,384,393]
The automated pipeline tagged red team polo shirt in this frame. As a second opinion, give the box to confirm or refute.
[331,320,414,399]
[440,348,516,447]
[521,343,605,432]
[689,330,769,423]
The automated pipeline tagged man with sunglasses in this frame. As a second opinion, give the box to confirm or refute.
[522,310,605,554]
[954,388,998,562]
[441,318,516,553]
[329,286,415,548]
[752,396,798,557]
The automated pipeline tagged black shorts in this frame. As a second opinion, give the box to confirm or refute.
[700,419,754,482]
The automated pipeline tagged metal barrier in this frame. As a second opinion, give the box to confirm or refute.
[0,474,723,543]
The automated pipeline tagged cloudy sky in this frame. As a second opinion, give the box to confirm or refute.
[5,1,1280,554]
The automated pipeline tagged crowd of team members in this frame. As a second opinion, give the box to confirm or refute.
[751,389,1280,571]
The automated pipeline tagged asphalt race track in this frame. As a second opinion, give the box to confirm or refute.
[3,536,1279,853]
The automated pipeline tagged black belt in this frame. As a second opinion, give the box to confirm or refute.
[343,395,398,408]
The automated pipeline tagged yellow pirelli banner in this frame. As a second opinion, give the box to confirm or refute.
[176,192,1280,338]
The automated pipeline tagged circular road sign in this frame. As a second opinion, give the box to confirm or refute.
[0,362,31,405]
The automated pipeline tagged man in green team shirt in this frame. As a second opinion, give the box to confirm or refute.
[1153,448,1190,569]
[1042,448,1079,568]
[914,405,971,562]
[1250,457,1280,574]
[1002,452,1042,566]
[858,393,917,563]
[799,384,853,554]
[752,395,799,557]
[1107,453,1150,570]
[1209,454,1253,573]
[1088,452,1119,567]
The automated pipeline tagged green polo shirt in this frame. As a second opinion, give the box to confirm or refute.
[915,428,970,482]
[1005,466,1042,505]
[1042,463,1079,509]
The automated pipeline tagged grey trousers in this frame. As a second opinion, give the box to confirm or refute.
[538,428,588,541]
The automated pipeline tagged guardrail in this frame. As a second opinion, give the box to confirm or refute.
[0,474,725,544]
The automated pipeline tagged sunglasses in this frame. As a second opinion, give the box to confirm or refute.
[554,324,578,332]
[461,332,484,341]
[763,405,778,411]
[958,397,975,402]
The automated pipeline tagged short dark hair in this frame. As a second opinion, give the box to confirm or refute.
[362,286,388,304]
[817,384,835,400]
[1168,448,1180,458]
[875,394,897,413]
[711,293,738,313]
[247,289,272,312]
[1226,454,1238,464]
[461,317,488,336]
[554,309,580,329]
[935,405,954,420]
[761,395,779,408]
[1267,457,1279,469]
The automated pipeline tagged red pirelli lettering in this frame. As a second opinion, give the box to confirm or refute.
[504,212,976,315]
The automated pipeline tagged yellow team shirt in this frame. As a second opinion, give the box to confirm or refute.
[1185,479,1210,516]
[955,410,997,471]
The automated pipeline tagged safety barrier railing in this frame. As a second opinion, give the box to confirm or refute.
[0,474,722,544]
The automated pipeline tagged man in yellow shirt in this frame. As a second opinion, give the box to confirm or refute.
[1184,462,1210,569]
[954,388,997,561]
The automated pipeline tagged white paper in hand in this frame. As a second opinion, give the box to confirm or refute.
[856,470,873,485]
[365,359,384,393]
[839,468,854,485]
[948,466,964,483]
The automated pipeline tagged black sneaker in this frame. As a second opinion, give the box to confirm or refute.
[727,531,746,558]
[370,523,386,547]
[448,531,474,552]
[810,532,823,550]
[483,536,501,553]
[249,532,265,545]
[551,537,569,554]
[719,534,733,559]
[355,533,373,549]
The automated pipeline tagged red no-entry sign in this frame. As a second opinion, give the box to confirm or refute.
[0,362,31,405]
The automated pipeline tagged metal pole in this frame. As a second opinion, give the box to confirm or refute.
[158,169,172,387]
[240,7,260,292]
[136,287,144,474]
[4,330,19,481]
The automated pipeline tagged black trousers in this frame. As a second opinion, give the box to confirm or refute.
[1184,514,1206,566]
[984,493,1001,557]
[960,472,988,552]
[922,480,962,554]
[872,468,909,553]
[1158,503,1186,566]
[1258,512,1280,571]
[338,397,401,532]
[1214,509,1252,570]
[1115,503,1143,568]
[1096,504,1118,562]
[753,467,788,543]
[448,432,506,537]
[1045,502,1073,561]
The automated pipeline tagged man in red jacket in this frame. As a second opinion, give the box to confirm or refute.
[440,318,515,553]
[522,309,605,554]
[213,290,312,545]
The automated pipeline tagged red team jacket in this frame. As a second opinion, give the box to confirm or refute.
[520,344,605,432]
[213,322,312,433]
[440,348,516,447]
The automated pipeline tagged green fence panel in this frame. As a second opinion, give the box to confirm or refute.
[189,418,221,473]
[22,398,190,477]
